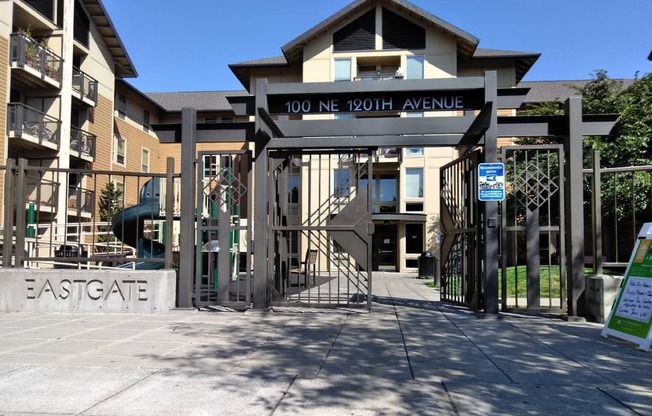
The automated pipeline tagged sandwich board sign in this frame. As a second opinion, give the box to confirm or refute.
[602,223,652,351]
[478,163,505,201]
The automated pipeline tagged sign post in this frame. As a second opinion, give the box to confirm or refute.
[602,223,652,351]
[478,163,505,202]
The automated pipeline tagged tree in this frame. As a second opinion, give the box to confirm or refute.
[98,182,123,243]
[576,71,652,261]
[514,71,652,261]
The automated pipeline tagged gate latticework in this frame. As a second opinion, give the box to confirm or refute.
[500,145,566,312]
[269,151,373,308]
[439,150,483,309]
[194,151,252,309]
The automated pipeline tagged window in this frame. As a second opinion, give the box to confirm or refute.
[221,117,234,123]
[205,117,218,124]
[116,94,127,119]
[405,168,423,198]
[406,56,424,80]
[141,148,150,173]
[405,224,424,254]
[334,169,350,198]
[406,203,424,212]
[203,155,217,177]
[334,59,352,82]
[287,166,300,217]
[404,112,424,156]
[360,173,397,213]
[405,148,424,157]
[288,230,299,268]
[143,110,151,132]
[113,135,126,165]
[113,180,125,208]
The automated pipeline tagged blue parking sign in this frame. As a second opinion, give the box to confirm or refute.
[478,163,505,201]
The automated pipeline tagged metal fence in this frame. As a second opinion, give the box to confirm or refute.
[584,150,652,274]
[1,158,180,271]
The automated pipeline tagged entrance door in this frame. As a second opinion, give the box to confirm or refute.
[373,224,397,271]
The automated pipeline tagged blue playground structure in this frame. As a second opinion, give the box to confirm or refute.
[111,178,166,270]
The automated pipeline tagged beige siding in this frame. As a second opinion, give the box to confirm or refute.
[90,95,114,171]
[0,35,7,225]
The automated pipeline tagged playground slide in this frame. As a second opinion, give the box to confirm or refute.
[111,178,166,270]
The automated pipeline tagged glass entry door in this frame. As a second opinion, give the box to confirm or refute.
[373,224,397,271]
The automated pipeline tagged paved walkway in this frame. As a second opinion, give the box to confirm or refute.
[0,273,650,416]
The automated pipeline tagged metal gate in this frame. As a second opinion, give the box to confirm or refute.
[269,151,373,308]
[439,150,483,309]
[193,150,253,309]
[500,145,566,312]
[439,145,566,313]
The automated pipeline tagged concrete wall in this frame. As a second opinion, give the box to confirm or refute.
[0,269,177,313]
[585,274,623,323]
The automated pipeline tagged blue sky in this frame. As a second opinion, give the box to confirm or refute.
[102,0,652,93]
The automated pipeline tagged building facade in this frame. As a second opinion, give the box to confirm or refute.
[228,0,538,272]
[2,0,600,276]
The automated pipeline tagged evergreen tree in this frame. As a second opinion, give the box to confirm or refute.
[98,182,123,243]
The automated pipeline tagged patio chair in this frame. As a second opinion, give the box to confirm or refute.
[290,249,318,287]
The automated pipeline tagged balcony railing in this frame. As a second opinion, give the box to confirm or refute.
[72,67,98,105]
[10,34,62,85]
[27,178,58,208]
[70,126,96,160]
[354,75,403,81]
[68,187,95,215]
[8,103,61,148]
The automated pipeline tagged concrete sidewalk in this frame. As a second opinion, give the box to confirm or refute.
[0,273,650,415]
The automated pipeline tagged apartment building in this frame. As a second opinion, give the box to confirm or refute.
[227,0,539,272]
[1,0,581,276]
[0,0,143,233]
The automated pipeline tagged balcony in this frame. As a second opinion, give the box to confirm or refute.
[68,187,94,217]
[8,103,60,150]
[70,126,96,161]
[355,147,401,164]
[26,178,58,211]
[10,34,62,89]
[72,67,98,106]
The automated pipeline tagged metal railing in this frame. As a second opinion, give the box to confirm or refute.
[72,67,98,104]
[70,126,96,159]
[7,103,61,147]
[10,34,63,83]
[1,158,180,270]
[585,150,652,273]
[67,187,95,215]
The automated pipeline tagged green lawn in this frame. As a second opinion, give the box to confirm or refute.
[501,265,564,298]
[426,265,600,299]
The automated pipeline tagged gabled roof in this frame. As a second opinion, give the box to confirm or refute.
[146,90,250,112]
[117,80,167,112]
[83,0,137,78]
[229,0,541,89]
[470,48,540,84]
[229,56,290,90]
[281,0,479,65]
[518,79,635,103]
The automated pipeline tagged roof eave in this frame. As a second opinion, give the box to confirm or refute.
[228,60,290,91]
[117,79,166,112]
[469,53,541,84]
[83,0,138,78]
